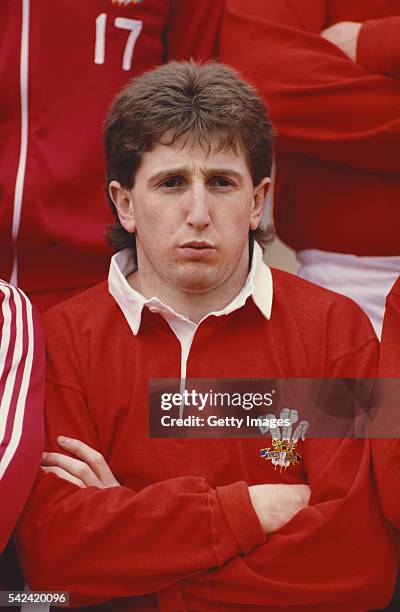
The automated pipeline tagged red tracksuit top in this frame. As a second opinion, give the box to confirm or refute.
[0,0,224,312]
[16,269,398,611]
[373,276,400,530]
[0,282,44,584]
[221,0,400,255]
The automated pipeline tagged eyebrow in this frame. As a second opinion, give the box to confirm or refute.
[148,167,244,186]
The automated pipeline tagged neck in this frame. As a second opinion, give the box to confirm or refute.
[127,252,250,324]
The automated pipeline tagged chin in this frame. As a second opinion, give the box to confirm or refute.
[175,272,219,294]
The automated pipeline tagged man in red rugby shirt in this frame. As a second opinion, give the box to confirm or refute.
[16,62,397,611]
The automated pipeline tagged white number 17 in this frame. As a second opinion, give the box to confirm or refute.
[95,14,143,72]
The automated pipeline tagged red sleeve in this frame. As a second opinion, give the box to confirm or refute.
[357,17,400,78]
[15,308,265,607]
[166,0,225,61]
[171,325,398,610]
[221,0,400,174]
[0,283,44,553]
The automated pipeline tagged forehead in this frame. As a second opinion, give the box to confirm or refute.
[136,138,251,179]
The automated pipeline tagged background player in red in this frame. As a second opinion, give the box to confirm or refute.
[0,281,44,589]
[0,0,224,312]
[373,277,400,530]
[16,61,398,611]
[221,0,400,337]
[370,278,400,610]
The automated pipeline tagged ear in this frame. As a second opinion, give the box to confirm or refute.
[108,180,136,233]
[250,177,271,230]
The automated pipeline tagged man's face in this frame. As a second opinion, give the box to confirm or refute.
[110,138,269,297]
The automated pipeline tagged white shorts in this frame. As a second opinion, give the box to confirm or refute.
[297,250,400,339]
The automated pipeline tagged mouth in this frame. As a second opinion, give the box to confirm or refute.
[179,241,216,258]
[180,241,214,249]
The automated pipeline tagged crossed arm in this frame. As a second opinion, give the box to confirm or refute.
[221,1,400,174]
[321,17,400,78]
[41,436,310,534]
[38,435,398,610]
[16,375,310,608]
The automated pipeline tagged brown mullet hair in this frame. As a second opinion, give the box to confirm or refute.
[104,60,275,253]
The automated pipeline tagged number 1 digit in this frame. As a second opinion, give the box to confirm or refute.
[94,13,107,65]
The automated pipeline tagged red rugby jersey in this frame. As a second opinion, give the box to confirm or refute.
[15,270,398,610]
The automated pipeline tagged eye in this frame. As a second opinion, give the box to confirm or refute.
[160,176,186,189]
[209,176,234,189]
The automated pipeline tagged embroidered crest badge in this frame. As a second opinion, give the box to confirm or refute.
[111,0,143,6]
[259,408,309,472]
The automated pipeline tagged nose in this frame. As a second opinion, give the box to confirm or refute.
[185,183,211,229]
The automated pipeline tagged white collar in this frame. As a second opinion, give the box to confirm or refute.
[108,241,273,336]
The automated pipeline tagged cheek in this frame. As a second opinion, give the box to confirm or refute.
[135,207,179,249]
[143,198,182,224]
[218,205,252,238]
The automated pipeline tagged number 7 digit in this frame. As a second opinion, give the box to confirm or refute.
[115,18,143,71]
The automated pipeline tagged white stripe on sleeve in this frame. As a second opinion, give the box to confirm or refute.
[0,282,35,480]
